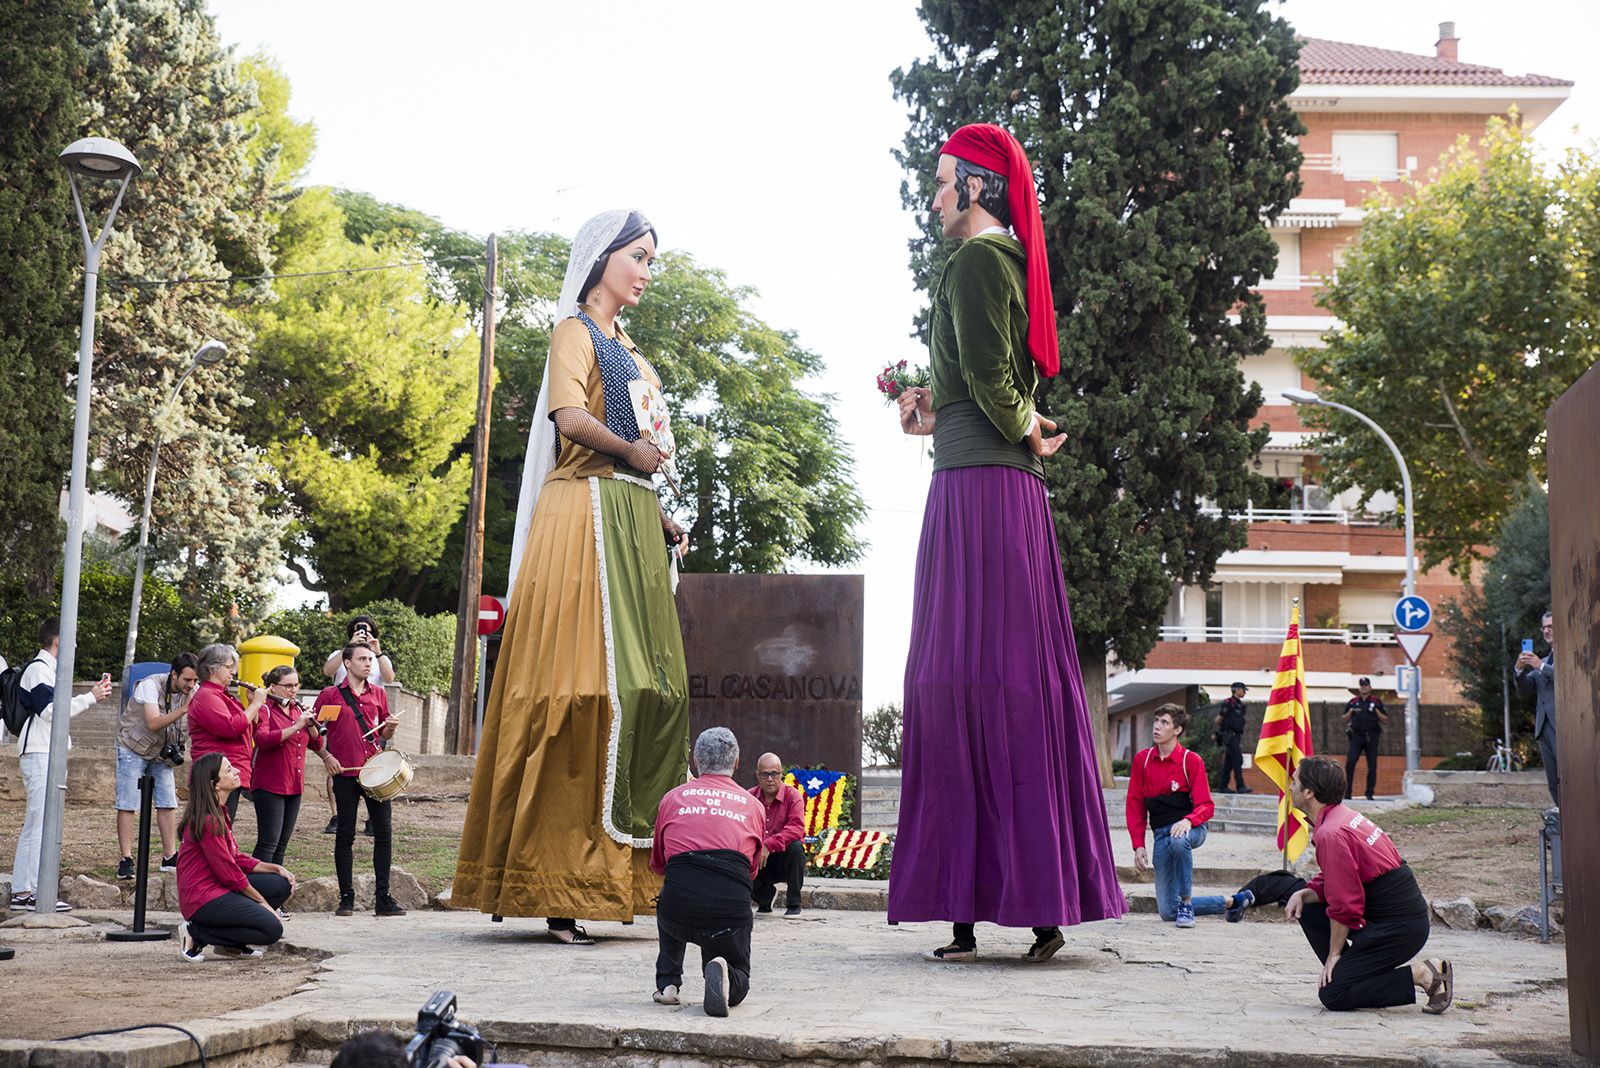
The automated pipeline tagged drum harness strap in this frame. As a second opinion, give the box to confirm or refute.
[336,684,385,763]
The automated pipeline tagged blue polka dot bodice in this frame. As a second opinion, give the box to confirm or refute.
[577,310,643,446]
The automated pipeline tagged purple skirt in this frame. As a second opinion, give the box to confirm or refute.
[887,465,1125,927]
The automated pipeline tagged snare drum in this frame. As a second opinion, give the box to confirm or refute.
[357,749,414,802]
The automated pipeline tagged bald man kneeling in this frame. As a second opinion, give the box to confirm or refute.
[748,752,806,917]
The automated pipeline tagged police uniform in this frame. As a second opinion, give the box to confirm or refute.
[1344,692,1387,800]
[1213,695,1248,792]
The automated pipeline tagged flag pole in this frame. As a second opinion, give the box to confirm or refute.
[1283,597,1299,874]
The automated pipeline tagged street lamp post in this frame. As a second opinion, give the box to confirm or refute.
[36,138,141,914]
[121,340,229,692]
[1282,387,1421,775]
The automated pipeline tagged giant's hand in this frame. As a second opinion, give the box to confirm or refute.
[1025,413,1068,458]
[898,388,934,436]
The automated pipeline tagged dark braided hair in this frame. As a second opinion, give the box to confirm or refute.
[954,159,1010,227]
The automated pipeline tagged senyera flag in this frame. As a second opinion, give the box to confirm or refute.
[1253,604,1315,861]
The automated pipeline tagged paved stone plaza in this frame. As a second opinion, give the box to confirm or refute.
[3,892,1568,1068]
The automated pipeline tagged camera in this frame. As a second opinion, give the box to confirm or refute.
[160,741,185,767]
[405,991,484,1068]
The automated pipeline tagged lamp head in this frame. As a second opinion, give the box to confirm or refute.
[193,340,228,366]
[59,137,141,180]
[1280,388,1322,405]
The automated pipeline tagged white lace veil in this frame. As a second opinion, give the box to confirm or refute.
[506,210,633,599]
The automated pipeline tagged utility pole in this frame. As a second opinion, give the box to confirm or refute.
[446,234,497,754]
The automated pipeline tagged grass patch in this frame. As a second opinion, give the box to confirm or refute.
[1385,806,1527,829]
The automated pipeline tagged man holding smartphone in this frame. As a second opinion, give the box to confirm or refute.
[1515,612,1558,806]
[7,618,112,911]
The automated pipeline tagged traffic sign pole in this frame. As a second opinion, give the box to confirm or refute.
[1393,594,1431,775]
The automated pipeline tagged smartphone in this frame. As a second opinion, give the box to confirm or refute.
[100,672,111,684]
[1521,638,1534,655]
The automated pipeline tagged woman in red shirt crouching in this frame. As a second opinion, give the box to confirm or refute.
[176,752,296,962]
[1284,756,1452,1013]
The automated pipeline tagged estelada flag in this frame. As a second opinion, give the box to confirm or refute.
[784,768,848,835]
[1253,604,1315,861]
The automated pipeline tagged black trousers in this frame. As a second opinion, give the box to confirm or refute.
[251,791,302,866]
[1298,864,1429,1011]
[655,909,752,1006]
[224,787,250,821]
[1239,869,1307,908]
[751,840,805,908]
[188,872,291,951]
[1537,726,1559,805]
[1217,734,1245,790]
[1345,732,1380,798]
[332,775,391,896]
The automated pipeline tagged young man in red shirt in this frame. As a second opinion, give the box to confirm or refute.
[311,642,402,919]
[650,727,763,1017]
[1125,704,1225,928]
[747,751,806,917]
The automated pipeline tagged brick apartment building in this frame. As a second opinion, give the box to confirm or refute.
[1105,23,1572,788]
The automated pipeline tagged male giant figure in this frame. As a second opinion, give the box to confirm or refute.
[886,124,1124,963]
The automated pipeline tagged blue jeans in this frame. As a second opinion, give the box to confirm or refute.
[1151,823,1228,921]
[115,745,177,811]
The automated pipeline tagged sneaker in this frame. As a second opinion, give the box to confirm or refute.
[275,907,291,920]
[160,852,179,873]
[783,904,802,918]
[1216,787,1235,794]
[214,944,266,959]
[921,942,977,962]
[1022,928,1065,963]
[178,921,205,963]
[323,816,337,835]
[1225,888,1255,924]
[703,957,730,1017]
[8,892,34,912]
[117,857,135,881]
[335,894,355,917]
[1237,787,1255,794]
[1175,901,1196,928]
[375,893,407,917]
[653,984,680,1005]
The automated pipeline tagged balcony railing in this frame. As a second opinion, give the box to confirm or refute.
[1198,504,1381,526]
[1157,625,1396,645]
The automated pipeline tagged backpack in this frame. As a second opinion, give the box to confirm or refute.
[1,658,45,739]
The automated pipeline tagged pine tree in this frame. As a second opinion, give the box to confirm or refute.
[77,0,289,622]
[0,0,86,595]
[893,0,1303,775]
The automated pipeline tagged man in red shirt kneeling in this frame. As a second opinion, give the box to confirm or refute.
[650,727,763,1017]
[1284,756,1453,1013]
[748,752,806,917]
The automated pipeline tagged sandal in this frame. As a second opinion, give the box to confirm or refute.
[1022,929,1065,963]
[921,942,977,962]
[1420,958,1453,1014]
[548,923,595,946]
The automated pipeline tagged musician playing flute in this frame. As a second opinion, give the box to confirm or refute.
[311,641,405,918]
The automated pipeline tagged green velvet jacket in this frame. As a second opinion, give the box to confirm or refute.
[928,233,1041,477]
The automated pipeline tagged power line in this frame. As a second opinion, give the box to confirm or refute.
[104,254,483,289]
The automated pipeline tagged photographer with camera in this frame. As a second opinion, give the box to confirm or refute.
[252,664,340,873]
[114,652,200,880]
[331,992,489,1068]
[324,615,397,688]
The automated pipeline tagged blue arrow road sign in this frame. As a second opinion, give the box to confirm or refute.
[1394,595,1432,632]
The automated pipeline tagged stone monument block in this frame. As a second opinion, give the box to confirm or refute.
[677,574,863,821]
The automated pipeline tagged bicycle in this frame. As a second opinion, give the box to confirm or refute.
[1485,738,1525,772]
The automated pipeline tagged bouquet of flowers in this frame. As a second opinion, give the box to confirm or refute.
[875,360,930,404]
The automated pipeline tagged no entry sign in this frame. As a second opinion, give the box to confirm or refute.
[478,594,506,636]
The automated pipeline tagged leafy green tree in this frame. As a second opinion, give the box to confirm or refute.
[0,0,86,595]
[261,598,456,692]
[244,188,479,610]
[892,0,1303,775]
[77,0,289,622]
[1438,487,1550,756]
[240,54,315,190]
[1300,121,1599,575]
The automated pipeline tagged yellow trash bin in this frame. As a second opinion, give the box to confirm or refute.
[237,634,301,703]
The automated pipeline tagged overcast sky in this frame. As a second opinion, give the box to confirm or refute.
[206,0,1593,707]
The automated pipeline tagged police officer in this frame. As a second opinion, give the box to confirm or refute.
[1343,677,1389,801]
[1212,682,1252,794]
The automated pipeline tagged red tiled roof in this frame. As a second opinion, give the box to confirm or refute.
[1298,37,1572,87]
